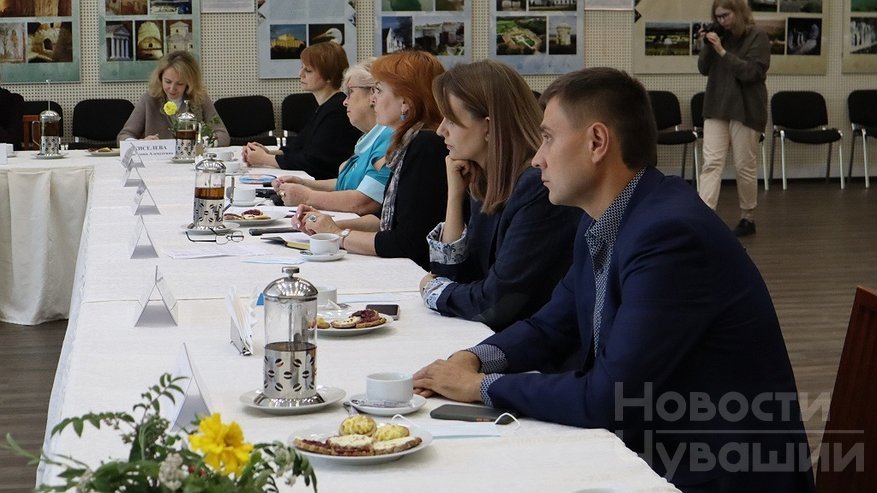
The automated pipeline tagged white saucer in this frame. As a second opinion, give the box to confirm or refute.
[171,157,195,164]
[240,386,345,415]
[182,223,233,235]
[230,199,259,207]
[347,394,426,416]
[32,153,67,160]
[300,249,347,262]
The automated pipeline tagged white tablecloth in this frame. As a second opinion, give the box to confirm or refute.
[39,150,680,492]
[0,153,93,324]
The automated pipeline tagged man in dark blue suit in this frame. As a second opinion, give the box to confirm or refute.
[414,67,814,493]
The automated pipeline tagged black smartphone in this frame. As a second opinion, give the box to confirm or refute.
[366,303,400,320]
[249,226,298,236]
[430,404,516,424]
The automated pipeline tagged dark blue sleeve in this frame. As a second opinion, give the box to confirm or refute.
[434,171,581,331]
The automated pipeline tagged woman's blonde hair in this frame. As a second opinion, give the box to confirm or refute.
[371,50,444,156]
[342,58,377,91]
[432,60,542,213]
[147,51,206,105]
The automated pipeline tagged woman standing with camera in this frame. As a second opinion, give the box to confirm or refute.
[697,0,770,237]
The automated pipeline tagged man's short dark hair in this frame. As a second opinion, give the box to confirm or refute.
[540,67,657,169]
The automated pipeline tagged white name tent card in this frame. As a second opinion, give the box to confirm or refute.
[121,164,144,188]
[120,139,175,162]
[0,151,7,165]
[226,285,255,356]
[135,266,179,327]
[120,144,145,170]
[161,343,213,432]
[132,181,160,215]
[129,216,159,259]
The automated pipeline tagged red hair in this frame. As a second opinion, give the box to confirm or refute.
[371,50,444,155]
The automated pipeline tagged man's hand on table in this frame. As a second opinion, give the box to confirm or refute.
[414,350,484,403]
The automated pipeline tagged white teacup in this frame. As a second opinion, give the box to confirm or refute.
[224,159,241,174]
[366,372,414,404]
[309,233,341,255]
[233,186,257,205]
[3,143,13,157]
[315,285,338,308]
[216,150,234,161]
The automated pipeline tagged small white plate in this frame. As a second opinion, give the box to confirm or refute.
[31,153,67,160]
[316,313,393,337]
[239,174,276,185]
[181,224,233,235]
[291,425,433,465]
[87,148,120,156]
[225,210,287,227]
[240,386,345,415]
[171,157,195,164]
[347,394,426,416]
[300,249,346,262]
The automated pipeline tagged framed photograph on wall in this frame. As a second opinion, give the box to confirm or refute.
[374,0,471,68]
[258,0,355,79]
[843,0,877,72]
[0,0,80,83]
[490,0,584,75]
[98,0,201,81]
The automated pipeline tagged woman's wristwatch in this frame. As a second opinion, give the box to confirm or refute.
[339,228,351,249]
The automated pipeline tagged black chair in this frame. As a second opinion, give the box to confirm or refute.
[691,92,769,191]
[648,90,698,182]
[769,91,844,190]
[847,89,876,189]
[213,95,276,146]
[280,93,318,146]
[69,98,134,149]
[22,100,64,150]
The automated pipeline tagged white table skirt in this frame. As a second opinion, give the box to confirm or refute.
[38,151,680,492]
[0,155,93,324]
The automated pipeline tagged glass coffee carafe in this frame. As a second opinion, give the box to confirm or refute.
[174,101,197,162]
[259,266,322,406]
[31,109,62,156]
[190,152,226,231]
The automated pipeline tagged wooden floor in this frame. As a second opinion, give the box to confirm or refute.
[0,179,874,491]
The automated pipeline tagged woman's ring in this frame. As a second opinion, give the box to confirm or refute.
[307,214,318,223]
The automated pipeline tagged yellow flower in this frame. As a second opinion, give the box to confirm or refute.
[163,101,178,116]
[189,413,253,477]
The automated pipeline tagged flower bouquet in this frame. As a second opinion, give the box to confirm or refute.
[3,374,317,492]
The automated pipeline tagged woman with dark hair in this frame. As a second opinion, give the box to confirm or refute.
[294,50,448,270]
[243,42,360,179]
[420,59,580,331]
[118,50,229,146]
[697,0,770,237]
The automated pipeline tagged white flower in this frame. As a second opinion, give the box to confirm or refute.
[158,453,187,491]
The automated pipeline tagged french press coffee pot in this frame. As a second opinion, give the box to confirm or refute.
[259,266,322,406]
[31,108,62,156]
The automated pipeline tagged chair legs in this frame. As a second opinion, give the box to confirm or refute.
[775,132,845,190]
[848,131,871,189]
[761,137,769,191]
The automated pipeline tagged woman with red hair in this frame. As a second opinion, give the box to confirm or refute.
[295,50,448,270]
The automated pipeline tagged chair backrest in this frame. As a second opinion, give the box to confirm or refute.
[815,285,877,493]
[690,92,705,129]
[72,98,134,141]
[847,89,877,128]
[647,90,683,131]
[22,100,64,136]
[281,93,318,136]
[771,91,828,130]
[214,95,275,142]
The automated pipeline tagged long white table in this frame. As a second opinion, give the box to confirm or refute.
[39,150,680,492]
[0,153,92,324]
